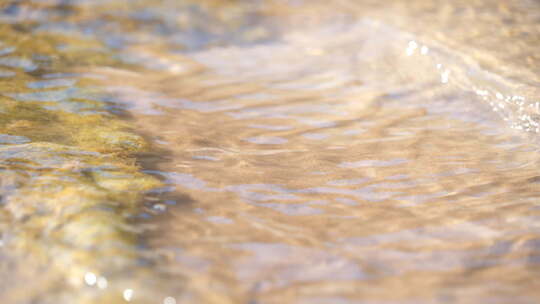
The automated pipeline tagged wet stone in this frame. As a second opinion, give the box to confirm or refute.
[0,142,167,303]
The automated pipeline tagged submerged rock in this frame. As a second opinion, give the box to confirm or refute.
[0,13,170,303]
[0,142,165,303]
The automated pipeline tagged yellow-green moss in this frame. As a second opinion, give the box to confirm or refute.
[0,11,168,303]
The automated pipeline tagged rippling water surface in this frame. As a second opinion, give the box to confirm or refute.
[0,1,539,303]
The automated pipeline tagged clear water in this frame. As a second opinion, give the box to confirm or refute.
[0,1,539,303]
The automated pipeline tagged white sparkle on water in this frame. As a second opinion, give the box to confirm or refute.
[164,297,177,304]
[97,276,108,289]
[84,272,97,286]
[406,40,418,56]
[123,289,134,302]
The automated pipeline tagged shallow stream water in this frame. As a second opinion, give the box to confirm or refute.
[0,1,539,303]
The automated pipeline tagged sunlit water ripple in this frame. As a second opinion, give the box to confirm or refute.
[0,1,539,303]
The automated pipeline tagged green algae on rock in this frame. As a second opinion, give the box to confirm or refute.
[0,95,148,152]
[0,112,170,302]
[0,142,166,303]
[0,86,165,302]
[0,5,173,303]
